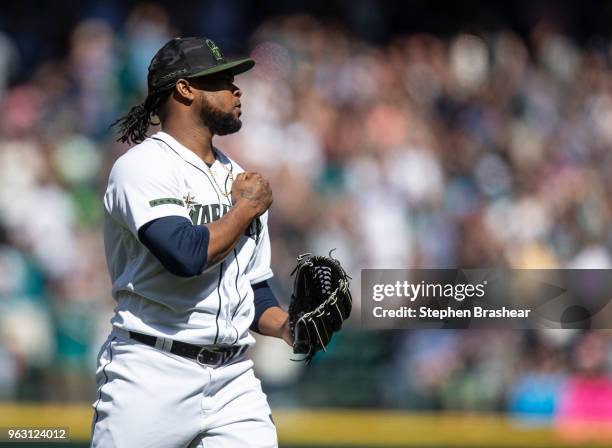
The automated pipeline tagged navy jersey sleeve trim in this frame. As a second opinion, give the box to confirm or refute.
[250,280,280,333]
[138,216,209,277]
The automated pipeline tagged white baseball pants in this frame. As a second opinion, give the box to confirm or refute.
[90,334,277,448]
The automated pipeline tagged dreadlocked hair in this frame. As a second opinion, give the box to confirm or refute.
[112,86,172,145]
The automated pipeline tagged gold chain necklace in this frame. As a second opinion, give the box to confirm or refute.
[207,160,234,198]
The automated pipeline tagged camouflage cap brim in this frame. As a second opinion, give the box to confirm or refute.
[189,58,255,79]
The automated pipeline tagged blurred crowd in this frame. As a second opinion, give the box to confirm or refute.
[1,2,612,433]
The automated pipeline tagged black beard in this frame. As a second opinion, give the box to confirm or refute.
[200,97,242,136]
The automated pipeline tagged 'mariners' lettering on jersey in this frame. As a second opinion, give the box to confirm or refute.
[190,203,261,242]
[190,203,231,225]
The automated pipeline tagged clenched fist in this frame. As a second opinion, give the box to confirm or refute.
[231,172,273,217]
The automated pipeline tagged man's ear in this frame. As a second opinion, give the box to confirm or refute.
[174,79,196,102]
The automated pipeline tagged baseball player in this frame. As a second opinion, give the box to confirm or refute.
[92,37,290,447]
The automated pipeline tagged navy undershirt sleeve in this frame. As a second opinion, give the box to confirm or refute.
[138,216,209,278]
[250,280,280,333]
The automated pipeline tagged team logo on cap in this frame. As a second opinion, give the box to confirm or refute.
[206,39,224,61]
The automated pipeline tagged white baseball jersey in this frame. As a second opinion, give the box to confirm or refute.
[103,130,273,346]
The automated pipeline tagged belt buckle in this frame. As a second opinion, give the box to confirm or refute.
[196,346,224,366]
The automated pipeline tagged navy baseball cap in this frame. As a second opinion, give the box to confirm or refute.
[147,37,255,92]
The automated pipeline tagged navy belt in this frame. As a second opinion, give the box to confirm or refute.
[127,330,247,366]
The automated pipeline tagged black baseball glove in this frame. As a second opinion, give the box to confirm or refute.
[288,251,352,364]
